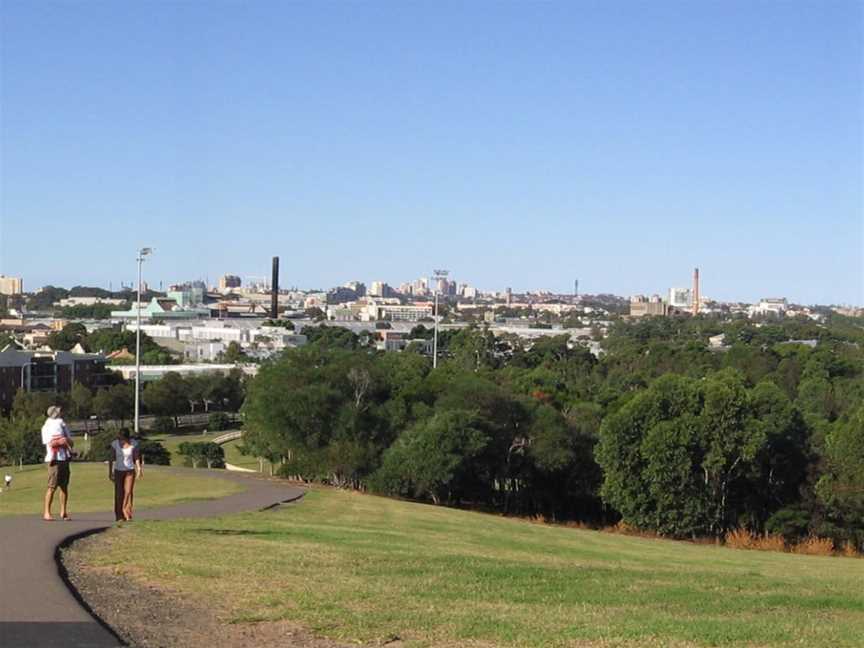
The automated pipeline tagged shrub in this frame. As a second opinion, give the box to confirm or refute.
[137,438,171,465]
[792,536,835,556]
[765,507,811,544]
[151,416,175,434]
[207,412,232,432]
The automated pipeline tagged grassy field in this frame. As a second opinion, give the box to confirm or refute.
[80,488,864,647]
[0,463,243,516]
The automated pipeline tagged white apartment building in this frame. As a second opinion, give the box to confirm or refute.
[370,303,434,322]
[668,288,692,310]
[369,281,389,297]
[190,324,245,343]
[0,275,23,295]
[748,298,788,318]
[124,323,179,339]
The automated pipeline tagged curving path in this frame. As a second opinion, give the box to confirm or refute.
[0,466,304,648]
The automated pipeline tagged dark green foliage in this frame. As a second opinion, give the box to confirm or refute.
[151,416,176,434]
[177,441,225,469]
[207,411,232,431]
[136,438,171,465]
[595,371,810,538]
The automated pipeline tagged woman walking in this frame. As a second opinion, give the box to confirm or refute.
[109,429,142,521]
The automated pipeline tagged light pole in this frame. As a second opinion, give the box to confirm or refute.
[134,247,153,436]
[432,269,448,369]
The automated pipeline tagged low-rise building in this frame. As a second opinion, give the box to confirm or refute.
[111,297,208,321]
[629,295,667,318]
[0,347,110,411]
[748,298,788,318]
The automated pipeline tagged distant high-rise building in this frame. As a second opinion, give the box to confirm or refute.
[506,287,512,306]
[0,275,24,295]
[343,281,366,296]
[574,279,579,297]
[412,277,429,296]
[218,274,242,291]
[460,284,477,300]
[369,281,389,298]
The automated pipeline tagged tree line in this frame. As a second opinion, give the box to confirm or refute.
[241,315,864,548]
[0,370,245,467]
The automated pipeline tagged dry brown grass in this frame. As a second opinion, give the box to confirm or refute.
[725,528,787,552]
[753,533,787,552]
[841,541,861,558]
[606,520,660,539]
[725,528,757,550]
[792,535,835,556]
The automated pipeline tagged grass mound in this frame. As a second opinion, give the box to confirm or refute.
[79,488,864,647]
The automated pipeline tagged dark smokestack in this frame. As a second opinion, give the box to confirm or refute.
[271,256,279,319]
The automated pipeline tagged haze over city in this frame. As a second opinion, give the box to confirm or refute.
[1,1,862,305]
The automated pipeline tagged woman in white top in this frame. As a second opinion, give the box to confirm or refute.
[109,428,142,521]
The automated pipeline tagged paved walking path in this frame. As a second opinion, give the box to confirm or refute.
[0,466,304,648]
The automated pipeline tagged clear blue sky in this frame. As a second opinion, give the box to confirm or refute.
[1,1,861,305]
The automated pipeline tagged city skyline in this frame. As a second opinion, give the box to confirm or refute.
[1,2,861,305]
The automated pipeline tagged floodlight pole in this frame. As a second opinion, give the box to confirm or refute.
[134,247,153,435]
[432,269,449,369]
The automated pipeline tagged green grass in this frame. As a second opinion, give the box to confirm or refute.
[80,488,864,647]
[0,463,244,516]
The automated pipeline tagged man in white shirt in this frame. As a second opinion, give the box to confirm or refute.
[41,405,73,521]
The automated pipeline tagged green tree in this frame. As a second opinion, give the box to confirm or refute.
[372,410,488,505]
[69,383,94,420]
[143,372,190,427]
[93,384,134,425]
[47,322,88,351]
[0,415,43,469]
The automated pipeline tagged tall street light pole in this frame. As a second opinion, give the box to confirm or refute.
[134,247,153,436]
[432,269,449,369]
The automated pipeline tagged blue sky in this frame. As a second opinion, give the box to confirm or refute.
[1,1,861,304]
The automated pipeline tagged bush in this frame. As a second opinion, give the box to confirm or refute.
[151,416,176,434]
[207,412,232,432]
[765,507,811,544]
[137,438,171,465]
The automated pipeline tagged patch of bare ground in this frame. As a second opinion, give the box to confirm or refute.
[61,533,369,648]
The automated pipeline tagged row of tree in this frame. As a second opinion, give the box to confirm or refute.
[241,315,864,547]
[0,370,246,467]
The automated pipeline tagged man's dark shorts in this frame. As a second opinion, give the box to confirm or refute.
[47,461,70,490]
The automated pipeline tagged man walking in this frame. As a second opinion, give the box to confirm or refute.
[41,406,73,521]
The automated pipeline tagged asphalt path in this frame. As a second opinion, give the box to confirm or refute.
[0,466,304,647]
